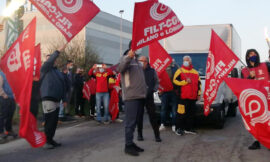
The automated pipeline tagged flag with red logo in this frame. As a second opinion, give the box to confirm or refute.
[203,30,239,116]
[33,44,41,79]
[158,71,173,92]
[225,78,270,149]
[131,0,184,50]
[30,0,100,42]
[82,80,91,101]
[0,18,46,148]
[109,87,119,121]
[149,41,172,75]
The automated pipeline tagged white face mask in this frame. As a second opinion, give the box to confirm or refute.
[183,61,189,67]
[139,62,144,67]
[99,68,104,73]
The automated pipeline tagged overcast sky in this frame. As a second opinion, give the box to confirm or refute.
[1,0,270,61]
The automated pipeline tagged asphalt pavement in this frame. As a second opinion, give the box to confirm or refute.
[0,113,270,162]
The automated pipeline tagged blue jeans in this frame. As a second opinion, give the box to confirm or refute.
[96,92,110,122]
[58,100,65,118]
[160,91,177,125]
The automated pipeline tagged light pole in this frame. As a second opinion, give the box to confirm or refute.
[119,10,124,57]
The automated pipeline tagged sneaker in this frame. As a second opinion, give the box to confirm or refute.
[125,145,139,156]
[172,125,176,132]
[131,143,144,152]
[175,129,185,136]
[248,141,261,150]
[43,143,55,149]
[115,118,123,123]
[51,140,62,147]
[159,124,166,131]
[184,129,197,135]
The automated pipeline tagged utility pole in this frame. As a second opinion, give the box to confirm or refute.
[119,10,124,57]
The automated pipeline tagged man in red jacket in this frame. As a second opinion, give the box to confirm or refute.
[173,56,201,136]
[88,64,113,124]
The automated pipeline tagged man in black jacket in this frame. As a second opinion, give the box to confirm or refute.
[137,56,161,142]
[40,44,67,149]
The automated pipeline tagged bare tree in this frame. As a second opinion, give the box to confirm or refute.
[46,37,101,73]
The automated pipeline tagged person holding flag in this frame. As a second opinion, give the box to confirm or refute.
[40,43,68,149]
[173,56,201,136]
[241,49,270,150]
[118,42,146,156]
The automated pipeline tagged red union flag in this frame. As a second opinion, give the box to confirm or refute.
[203,30,239,116]
[0,18,46,148]
[33,44,41,79]
[158,71,173,92]
[149,41,172,75]
[131,0,184,50]
[225,78,270,149]
[30,0,100,42]
[82,80,91,101]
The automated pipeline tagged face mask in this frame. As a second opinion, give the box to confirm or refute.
[139,62,144,67]
[183,61,189,67]
[69,66,73,70]
[99,68,104,73]
[249,56,257,62]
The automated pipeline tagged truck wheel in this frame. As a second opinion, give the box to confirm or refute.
[214,106,225,129]
[227,101,238,117]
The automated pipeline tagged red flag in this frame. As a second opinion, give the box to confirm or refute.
[225,78,270,149]
[203,30,239,116]
[0,18,46,148]
[33,44,41,79]
[30,0,100,42]
[149,41,172,76]
[131,0,183,50]
[109,87,119,121]
[82,80,91,101]
[158,71,173,92]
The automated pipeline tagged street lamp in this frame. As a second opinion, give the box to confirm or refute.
[119,10,124,57]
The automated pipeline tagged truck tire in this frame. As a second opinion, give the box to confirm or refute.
[214,105,225,129]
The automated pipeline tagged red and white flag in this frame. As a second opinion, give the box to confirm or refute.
[225,78,270,149]
[0,18,46,148]
[149,41,172,76]
[30,0,100,42]
[33,44,41,79]
[131,0,183,50]
[109,87,119,121]
[203,30,239,116]
[82,80,91,101]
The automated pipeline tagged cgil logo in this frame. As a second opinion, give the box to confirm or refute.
[150,3,171,21]
[56,0,83,14]
[239,88,270,126]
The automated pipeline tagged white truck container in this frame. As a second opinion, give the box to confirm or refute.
[157,24,241,128]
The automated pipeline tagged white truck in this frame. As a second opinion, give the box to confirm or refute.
[155,24,241,128]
